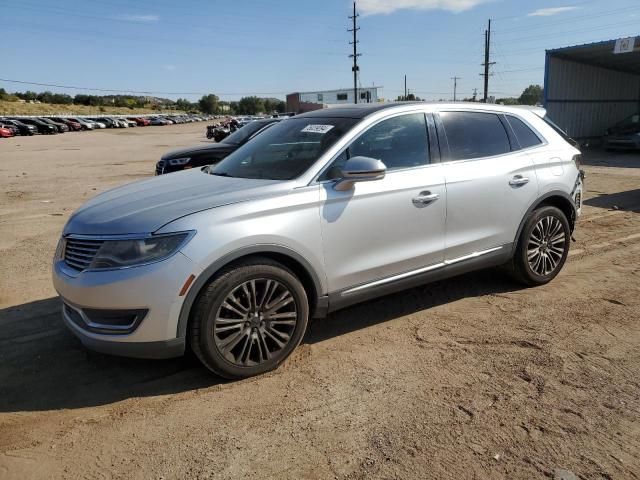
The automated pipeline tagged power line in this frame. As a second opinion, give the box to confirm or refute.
[0,77,293,97]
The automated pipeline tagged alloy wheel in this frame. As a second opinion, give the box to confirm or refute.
[213,278,298,367]
[527,215,566,276]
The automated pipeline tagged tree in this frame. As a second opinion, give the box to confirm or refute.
[176,98,194,112]
[198,94,220,114]
[518,85,543,106]
[496,97,519,105]
[237,96,265,115]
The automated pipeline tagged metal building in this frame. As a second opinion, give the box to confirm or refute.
[286,87,381,114]
[544,36,640,140]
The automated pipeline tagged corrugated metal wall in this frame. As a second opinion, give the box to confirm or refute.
[545,56,640,138]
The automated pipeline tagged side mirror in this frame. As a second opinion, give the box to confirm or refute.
[334,156,386,191]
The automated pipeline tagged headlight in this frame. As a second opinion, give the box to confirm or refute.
[168,157,191,166]
[87,232,193,270]
[54,237,66,260]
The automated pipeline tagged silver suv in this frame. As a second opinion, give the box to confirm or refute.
[53,102,584,378]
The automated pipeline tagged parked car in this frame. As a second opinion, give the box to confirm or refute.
[17,117,57,134]
[0,124,16,137]
[156,118,282,174]
[49,118,82,131]
[89,117,117,128]
[603,112,640,150]
[53,102,584,379]
[38,117,69,133]
[0,118,36,136]
[66,117,95,130]
[128,117,150,126]
[149,117,169,126]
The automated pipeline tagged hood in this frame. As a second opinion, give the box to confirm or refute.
[161,142,235,160]
[64,169,290,235]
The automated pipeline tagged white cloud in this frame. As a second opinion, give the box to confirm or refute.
[527,6,579,17]
[357,0,491,15]
[120,14,159,23]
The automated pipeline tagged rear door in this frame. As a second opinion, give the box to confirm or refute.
[436,110,539,261]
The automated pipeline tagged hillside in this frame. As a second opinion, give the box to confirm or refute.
[0,100,182,116]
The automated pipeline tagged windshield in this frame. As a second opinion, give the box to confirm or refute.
[222,120,275,145]
[211,117,359,180]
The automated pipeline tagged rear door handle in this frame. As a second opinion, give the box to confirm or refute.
[412,191,440,206]
[509,175,530,187]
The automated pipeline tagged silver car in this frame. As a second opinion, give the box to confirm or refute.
[53,102,584,378]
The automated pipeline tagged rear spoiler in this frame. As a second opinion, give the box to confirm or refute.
[511,105,547,118]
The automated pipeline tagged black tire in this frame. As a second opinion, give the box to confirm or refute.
[188,257,309,379]
[511,205,570,286]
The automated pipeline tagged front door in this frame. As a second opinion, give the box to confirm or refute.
[319,112,446,293]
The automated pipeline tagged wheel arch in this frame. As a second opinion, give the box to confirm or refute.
[176,245,327,339]
[512,191,577,253]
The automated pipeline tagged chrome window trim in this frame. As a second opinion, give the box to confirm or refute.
[299,104,432,186]
[309,107,434,185]
[435,109,550,163]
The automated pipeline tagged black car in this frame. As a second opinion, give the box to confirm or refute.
[38,117,69,133]
[156,118,282,175]
[0,118,36,136]
[16,117,57,134]
[603,113,640,150]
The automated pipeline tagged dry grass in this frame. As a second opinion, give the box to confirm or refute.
[0,100,180,116]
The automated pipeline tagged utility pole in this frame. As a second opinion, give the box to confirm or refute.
[348,2,361,104]
[480,19,495,102]
[451,76,461,101]
[404,74,407,100]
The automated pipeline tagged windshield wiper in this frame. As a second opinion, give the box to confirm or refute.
[210,171,234,177]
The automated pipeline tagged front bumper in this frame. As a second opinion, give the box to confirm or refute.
[604,137,640,150]
[53,251,201,358]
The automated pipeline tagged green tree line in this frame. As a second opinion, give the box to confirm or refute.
[0,88,286,114]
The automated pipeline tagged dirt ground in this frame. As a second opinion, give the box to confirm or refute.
[1,123,639,480]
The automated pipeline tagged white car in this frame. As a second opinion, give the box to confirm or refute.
[53,102,583,379]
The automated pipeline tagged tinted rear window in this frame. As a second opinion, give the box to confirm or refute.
[440,112,511,161]
[506,115,543,149]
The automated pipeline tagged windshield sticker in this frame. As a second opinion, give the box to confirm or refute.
[301,124,335,134]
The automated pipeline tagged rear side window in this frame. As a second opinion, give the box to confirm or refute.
[506,115,542,149]
[440,111,511,160]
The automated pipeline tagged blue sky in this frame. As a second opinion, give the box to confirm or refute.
[2,0,639,101]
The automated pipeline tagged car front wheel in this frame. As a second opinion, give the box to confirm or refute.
[512,205,571,286]
[189,257,309,379]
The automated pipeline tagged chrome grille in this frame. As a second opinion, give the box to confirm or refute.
[64,238,104,271]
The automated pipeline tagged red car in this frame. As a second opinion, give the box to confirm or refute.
[0,125,15,138]
[128,117,150,126]
[49,118,83,131]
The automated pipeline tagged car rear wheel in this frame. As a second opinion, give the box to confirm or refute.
[188,257,309,379]
[512,205,571,286]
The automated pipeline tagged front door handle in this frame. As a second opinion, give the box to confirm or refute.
[412,191,440,206]
[509,175,530,187]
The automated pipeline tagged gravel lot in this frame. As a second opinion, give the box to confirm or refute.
[1,123,639,479]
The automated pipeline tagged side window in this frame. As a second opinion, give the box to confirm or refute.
[319,113,429,181]
[506,115,542,149]
[440,111,511,160]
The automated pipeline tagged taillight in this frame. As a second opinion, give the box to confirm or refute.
[572,154,582,169]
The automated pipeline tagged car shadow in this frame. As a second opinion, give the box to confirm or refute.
[0,269,520,413]
[583,188,640,213]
